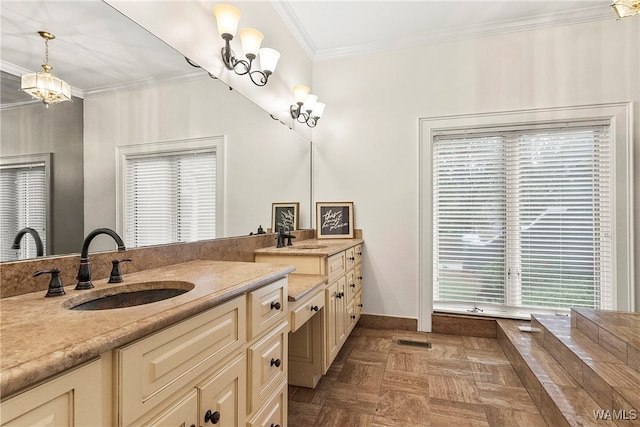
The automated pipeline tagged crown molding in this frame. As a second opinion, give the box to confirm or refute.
[272,0,317,60]
[277,4,613,62]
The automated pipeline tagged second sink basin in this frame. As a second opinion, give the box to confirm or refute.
[294,244,328,250]
[64,281,195,311]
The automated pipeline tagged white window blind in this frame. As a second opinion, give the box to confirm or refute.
[433,123,612,313]
[124,149,216,248]
[0,162,47,260]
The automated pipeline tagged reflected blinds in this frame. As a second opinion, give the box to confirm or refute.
[0,163,47,260]
[432,123,612,312]
[124,150,216,248]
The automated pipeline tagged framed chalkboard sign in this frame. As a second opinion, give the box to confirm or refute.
[316,202,354,239]
[272,202,299,232]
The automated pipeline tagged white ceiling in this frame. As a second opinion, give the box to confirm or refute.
[0,0,615,106]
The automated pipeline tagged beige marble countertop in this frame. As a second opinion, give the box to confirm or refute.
[0,260,294,397]
[254,238,363,257]
[287,274,327,301]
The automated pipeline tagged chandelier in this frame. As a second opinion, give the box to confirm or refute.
[611,0,640,18]
[21,31,71,107]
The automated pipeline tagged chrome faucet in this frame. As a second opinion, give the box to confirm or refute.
[76,228,126,290]
[11,227,44,257]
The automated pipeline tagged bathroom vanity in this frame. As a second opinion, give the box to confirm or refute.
[0,260,293,426]
[255,238,364,388]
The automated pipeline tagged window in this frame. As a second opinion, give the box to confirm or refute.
[432,123,611,312]
[117,137,224,248]
[0,154,50,261]
[419,104,633,325]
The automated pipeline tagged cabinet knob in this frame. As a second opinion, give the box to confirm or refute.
[270,424,281,427]
[270,358,281,367]
[336,292,344,299]
[358,251,362,256]
[349,256,355,261]
[358,303,363,308]
[358,276,363,280]
[204,410,221,424]
[270,301,281,310]
[350,283,356,288]
[310,305,319,312]
[351,315,356,319]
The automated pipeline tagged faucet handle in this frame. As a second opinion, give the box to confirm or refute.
[33,268,65,297]
[108,258,132,284]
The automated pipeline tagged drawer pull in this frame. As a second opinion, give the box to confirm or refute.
[310,305,319,312]
[336,292,344,299]
[204,410,221,424]
[358,251,362,256]
[270,424,281,427]
[270,301,281,310]
[350,283,356,288]
[358,303,363,308]
[349,256,355,261]
[270,358,282,368]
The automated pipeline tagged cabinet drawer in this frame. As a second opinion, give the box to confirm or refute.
[354,244,363,264]
[290,289,325,333]
[327,251,345,282]
[247,381,287,427]
[345,246,356,271]
[248,321,288,414]
[117,296,246,426]
[249,278,287,339]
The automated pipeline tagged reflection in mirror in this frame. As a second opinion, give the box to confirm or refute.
[0,1,311,260]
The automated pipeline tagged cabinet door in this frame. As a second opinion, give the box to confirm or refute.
[144,390,198,427]
[345,269,356,303]
[0,360,102,427]
[246,382,287,427]
[198,354,247,427]
[325,276,346,368]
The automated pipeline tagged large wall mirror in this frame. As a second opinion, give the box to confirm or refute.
[0,1,311,261]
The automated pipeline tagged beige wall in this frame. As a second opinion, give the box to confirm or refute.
[312,18,640,328]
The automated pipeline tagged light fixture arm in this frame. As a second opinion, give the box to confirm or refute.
[220,33,271,86]
[290,103,320,128]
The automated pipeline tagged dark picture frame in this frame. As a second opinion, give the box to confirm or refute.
[316,202,354,239]
[271,202,300,232]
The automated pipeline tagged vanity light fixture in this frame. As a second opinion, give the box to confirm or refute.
[20,31,71,107]
[290,85,326,128]
[611,0,640,18]
[213,4,281,87]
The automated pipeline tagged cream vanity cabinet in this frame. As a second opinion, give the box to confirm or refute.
[115,277,288,427]
[255,241,363,383]
[0,360,102,426]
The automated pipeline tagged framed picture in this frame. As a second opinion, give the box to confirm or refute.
[316,202,354,239]
[272,202,300,232]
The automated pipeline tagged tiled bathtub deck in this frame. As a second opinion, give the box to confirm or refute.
[498,309,640,427]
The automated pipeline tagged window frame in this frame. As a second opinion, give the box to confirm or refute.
[116,136,225,247]
[419,103,634,331]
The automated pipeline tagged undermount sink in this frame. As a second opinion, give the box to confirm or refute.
[294,244,328,250]
[64,281,195,311]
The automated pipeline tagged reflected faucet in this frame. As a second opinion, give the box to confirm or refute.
[11,227,44,257]
[76,228,126,290]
